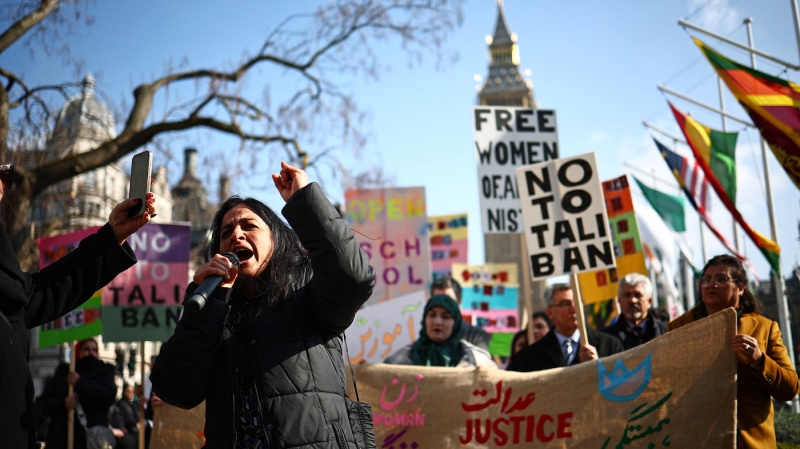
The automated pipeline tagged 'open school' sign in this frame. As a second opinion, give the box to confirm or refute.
[472,106,559,234]
[515,153,615,281]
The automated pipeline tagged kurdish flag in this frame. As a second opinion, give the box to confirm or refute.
[693,36,800,191]
[669,102,738,204]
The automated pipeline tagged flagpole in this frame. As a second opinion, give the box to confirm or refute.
[718,77,741,253]
[745,17,799,413]
[791,0,800,63]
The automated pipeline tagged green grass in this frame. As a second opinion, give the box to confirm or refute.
[775,409,800,444]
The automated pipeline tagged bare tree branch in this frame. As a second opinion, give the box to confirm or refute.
[0,0,58,55]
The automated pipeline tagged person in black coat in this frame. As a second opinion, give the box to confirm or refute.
[600,274,667,350]
[0,166,155,449]
[40,339,117,449]
[151,162,375,449]
[111,383,139,449]
[430,276,491,351]
[507,284,623,372]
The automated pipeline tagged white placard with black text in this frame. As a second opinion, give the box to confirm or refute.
[472,106,559,234]
[514,152,615,280]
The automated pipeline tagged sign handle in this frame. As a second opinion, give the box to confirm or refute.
[67,341,76,449]
[570,274,589,347]
[519,233,534,345]
[139,342,147,449]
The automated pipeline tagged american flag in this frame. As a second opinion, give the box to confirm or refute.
[657,141,711,214]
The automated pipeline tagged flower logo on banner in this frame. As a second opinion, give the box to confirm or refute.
[597,353,652,402]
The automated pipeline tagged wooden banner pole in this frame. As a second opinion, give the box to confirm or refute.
[570,274,589,347]
[139,342,147,449]
[67,341,76,449]
[519,233,534,345]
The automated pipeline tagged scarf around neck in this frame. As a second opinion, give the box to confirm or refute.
[411,294,463,367]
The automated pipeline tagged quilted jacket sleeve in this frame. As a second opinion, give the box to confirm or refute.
[150,284,232,409]
[282,182,375,334]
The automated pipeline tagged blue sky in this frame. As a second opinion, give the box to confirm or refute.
[6,0,800,281]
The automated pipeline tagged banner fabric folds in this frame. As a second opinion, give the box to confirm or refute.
[350,309,737,448]
[693,36,800,191]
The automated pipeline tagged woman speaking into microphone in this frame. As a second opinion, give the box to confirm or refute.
[151,162,375,449]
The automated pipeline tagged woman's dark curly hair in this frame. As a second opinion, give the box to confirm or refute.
[205,196,311,318]
[694,254,761,319]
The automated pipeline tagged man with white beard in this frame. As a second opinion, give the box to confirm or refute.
[601,274,667,350]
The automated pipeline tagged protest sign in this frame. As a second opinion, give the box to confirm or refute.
[452,263,519,356]
[149,402,205,449]
[578,175,648,304]
[428,213,468,281]
[345,290,426,364]
[346,187,431,305]
[472,106,559,234]
[356,308,737,447]
[102,223,190,342]
[515,153,615,281]
[37,227,103,348]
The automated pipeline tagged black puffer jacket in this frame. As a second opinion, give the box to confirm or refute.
[151,183,375,449]
[0,223,136,449]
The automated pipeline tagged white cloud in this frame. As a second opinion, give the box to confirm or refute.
[688,0,741,32]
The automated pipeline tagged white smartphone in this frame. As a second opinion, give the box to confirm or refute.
[128,151,152,217]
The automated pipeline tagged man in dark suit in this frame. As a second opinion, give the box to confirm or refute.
[601,273,667,350]
[507,283,623,372]
[431,277,491,351]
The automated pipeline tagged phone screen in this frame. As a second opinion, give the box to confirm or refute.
[128,151,152,217]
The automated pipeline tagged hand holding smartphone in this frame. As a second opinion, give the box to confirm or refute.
[128,151,153,217]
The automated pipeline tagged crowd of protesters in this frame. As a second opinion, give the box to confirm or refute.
[1,162,798,448]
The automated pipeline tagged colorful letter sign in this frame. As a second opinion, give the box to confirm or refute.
[37,227,103,348]
[472,106,559,234]
[515,152,615,281]
[102,223,190,342]
[346,187,431,305]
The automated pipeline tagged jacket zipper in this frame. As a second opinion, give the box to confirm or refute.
[222,326,238,449]
[249,334,273,448]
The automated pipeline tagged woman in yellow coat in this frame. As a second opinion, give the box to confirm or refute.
[668,255,799,448]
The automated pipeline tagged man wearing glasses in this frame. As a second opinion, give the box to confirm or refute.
[507,283,623,372]
[600,273,667,350]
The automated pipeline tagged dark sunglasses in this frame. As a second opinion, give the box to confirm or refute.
[0,164,14,188]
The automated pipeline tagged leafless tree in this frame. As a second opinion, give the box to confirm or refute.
[0,0,464,252]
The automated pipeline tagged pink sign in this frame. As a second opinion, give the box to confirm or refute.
[345,187,431,305]
[102,223,190,306]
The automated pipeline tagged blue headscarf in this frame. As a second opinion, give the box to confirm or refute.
[410,295,463,367]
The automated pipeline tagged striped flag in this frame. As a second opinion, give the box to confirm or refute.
[654,138,760,281]
[661,142,712,214]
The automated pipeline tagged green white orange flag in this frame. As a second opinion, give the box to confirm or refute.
[668,102,738,203]
[693,36,800,191]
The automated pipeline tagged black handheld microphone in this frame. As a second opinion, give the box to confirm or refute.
[187,252,240,312]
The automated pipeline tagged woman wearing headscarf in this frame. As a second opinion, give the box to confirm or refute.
[40,339,117,449]
[668,254,799,449]
[0,163,155,449]
[151,162,375,449]
[384,295,496,368]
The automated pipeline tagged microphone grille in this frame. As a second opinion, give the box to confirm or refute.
[221,252,241,267]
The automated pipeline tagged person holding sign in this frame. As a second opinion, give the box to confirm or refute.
[150,162,375,449]
[384,294,496,368]
[40,338,117,449]
[668,255,799,448]
[430,276,491,351]
[506,284,623,373]
[0,165,156,449]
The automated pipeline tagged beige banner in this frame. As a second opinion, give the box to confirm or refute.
[149,402,205,449]
[350,309,737,448]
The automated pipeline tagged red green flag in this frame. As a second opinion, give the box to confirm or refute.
[669,102,738,203]
[693,36,800,191]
